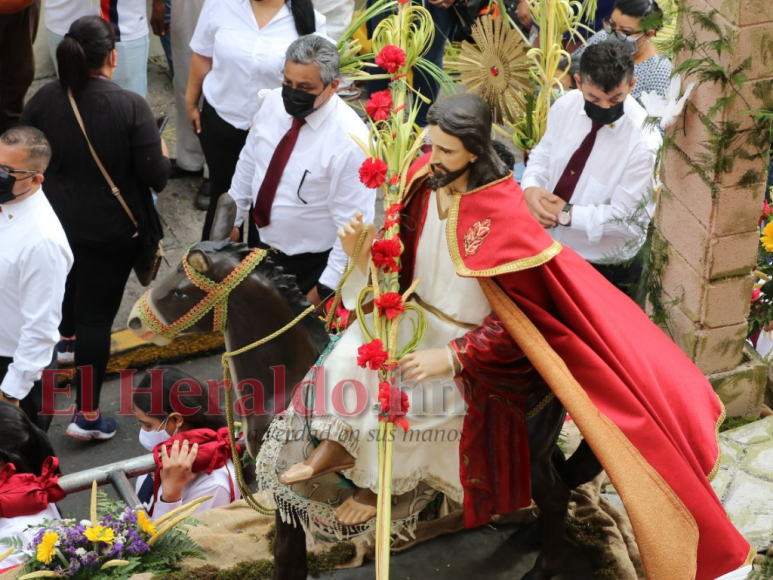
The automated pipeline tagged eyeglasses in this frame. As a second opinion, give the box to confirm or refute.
[0,165,38,181]
[602,19,645,41]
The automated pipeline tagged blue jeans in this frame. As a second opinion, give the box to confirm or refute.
[160,0,174,77]
[366,0,457,127]
[48,30,149,98]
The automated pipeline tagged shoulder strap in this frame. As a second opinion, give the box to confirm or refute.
[67,89,139,229]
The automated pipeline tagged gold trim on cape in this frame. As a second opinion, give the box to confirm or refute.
[446,192,563,277]
[479,278,704,580]
[707,400,726,483]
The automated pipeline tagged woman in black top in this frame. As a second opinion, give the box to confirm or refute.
[21,16,170,441]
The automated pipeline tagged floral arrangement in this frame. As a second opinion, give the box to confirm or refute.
[0,483,207,579]
[751,195,773,335]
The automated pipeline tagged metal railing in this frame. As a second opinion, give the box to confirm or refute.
[57,454,155,509]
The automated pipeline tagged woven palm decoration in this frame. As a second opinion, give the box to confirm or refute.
[456,15,531,125]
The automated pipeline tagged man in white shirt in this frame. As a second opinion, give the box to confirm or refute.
[227,35,373,306]
[0,127,73,425]
[521,41,661,291]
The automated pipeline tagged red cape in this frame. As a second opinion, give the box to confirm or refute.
[398,155,751,580]
[0,457,65,518]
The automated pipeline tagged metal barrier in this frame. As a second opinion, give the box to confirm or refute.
[57,454,155,509]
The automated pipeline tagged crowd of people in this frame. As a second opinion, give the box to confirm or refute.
[0,0,677,569]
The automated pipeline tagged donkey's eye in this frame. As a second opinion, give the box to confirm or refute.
[172,290,187,299]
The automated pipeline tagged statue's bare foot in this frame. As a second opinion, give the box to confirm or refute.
[335,488,378,526]
[279,440,355,485]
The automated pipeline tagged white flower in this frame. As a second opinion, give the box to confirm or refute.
[75,548,87,557]
[115,534,126,544]
[640,75,695,129]
[79,520,92,527]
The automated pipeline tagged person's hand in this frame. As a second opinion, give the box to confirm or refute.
[229,227,240,243]
[187,103,202,134]
[337,211,375,274]
[399,349,451,382]
[306,286,323,307]
[159,439,198,503]
[517,0,532,29]
[0,392,19,406]
[160,137,170,159]
[524,187,561,228]
[540,196,565,219]
[150,0,169,36]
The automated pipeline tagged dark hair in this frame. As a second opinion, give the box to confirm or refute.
[557,56,581,90]
[0,126,52,171]
[614,0,663,31]
[132,366,227,431]
[290,0,316,36]
[57,16,116,97]
[426,94,510,190]
[578,41,635,93]
[0,402,58,476]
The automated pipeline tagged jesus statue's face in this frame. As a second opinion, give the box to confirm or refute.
[426,125,478,192]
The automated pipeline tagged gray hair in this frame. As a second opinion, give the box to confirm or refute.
[285,34,340,86]
[0,126,52,171]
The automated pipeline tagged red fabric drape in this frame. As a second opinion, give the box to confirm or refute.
[0,457,66,518]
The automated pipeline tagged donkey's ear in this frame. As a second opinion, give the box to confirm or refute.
[188,250,212,274]
[210,194,238,241]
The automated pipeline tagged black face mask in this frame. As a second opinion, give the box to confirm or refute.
[426,162,472,191]
[281,84,324,120]
[584,99,626,126]
[0,169,22,204]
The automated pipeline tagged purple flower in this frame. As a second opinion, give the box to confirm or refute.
[126,539,149,556]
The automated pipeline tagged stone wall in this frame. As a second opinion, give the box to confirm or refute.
[655,0,773,415]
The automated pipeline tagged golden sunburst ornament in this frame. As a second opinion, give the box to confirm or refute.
[456,15,531,125]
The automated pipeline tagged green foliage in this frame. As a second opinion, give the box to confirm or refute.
[564,516,618,579]
[718,415,759,434]
[749,545,773,579]
[0,536,24,552]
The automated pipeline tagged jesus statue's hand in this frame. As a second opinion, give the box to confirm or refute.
[337,211,375,274]
[399,348,452,383]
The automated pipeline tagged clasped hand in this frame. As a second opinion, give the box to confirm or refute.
[337,211,375,274]
[523,187,565,228]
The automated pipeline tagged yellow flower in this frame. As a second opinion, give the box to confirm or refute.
[137,510,157,537]
[36,532,59,564]
[761,222,773,252]
[84,524,115,545]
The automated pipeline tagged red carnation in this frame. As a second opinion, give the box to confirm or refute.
[357,339,389,370]
[385,203,404,217]
[752,288,762,303]
[375,45,407,74]
[374,292,405,320]
[378,382,410,429]
[761,200,772,227]
[365,90,392,121]
[372,238,402,272]
[397,0,409,4]
[359,158,388,189]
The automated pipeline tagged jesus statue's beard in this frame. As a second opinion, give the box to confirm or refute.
[426,163,471,191]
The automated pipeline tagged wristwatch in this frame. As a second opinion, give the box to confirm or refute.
[558,203,573,226]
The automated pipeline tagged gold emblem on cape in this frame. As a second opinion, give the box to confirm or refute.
[464,218,492,257]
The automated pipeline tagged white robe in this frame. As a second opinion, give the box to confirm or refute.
[307,191,491,501]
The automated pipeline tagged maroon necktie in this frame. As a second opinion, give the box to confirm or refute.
[552,121,603,203]
[253,117,306,228]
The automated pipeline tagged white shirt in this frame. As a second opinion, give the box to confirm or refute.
[229,88,373,289]
[135,461,240,520]
[521,90,662,263]
[45,0,150,41]
[0,504,60,571]
[0,190,73,400]
[190,0,327,130]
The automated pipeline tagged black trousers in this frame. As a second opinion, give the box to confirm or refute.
[0,355,51,432]
[60,237,139,413]
[250,231,332,296]
[592,260,643,294]
[0,0,40,133]
[199,99,249,241]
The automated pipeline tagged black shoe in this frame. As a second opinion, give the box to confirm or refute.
[169,159,204,179]
[196,179,211,211]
